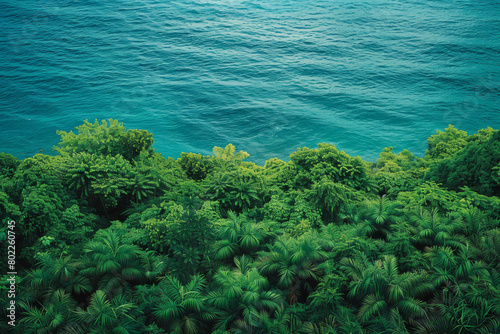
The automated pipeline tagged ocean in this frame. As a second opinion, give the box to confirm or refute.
[1,0,499,165]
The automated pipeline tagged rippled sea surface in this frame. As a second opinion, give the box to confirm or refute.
[1,0,499,164]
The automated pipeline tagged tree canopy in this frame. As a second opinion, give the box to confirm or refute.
[1,120,499,333]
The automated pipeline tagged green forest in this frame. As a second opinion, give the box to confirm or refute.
[1,119,500,334]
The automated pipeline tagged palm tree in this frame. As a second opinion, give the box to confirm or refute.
[23,253,92,304]
[477,229,500,269]
[339,203,363,225]
[19,289,77,333]
[341,252,432,329]
[426,245,489,289]
[384,229,426,272]
[153,275,216,334]
[458,207,487,247]
[204,172,232,209]
[409,207,464,249]
[301,315,339,334]
[208,258,282,333]
[53,255,93,296]
[257,236,327,304]
[128,166,158,203]
[439,295,500,334]
[138,250,167,284]
[64,152,96,199]
[80,230,145,299]
[231,178,260,212]
[250,304,294,334]
[358,196,399,240]
[213,212,272,262]
[75,290,141,333]
[418,266,500,334]
[417,245,498,334]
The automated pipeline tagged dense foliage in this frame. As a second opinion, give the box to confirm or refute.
[1,120,499,333]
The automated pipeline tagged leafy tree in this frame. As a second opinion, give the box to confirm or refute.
[428,129,500,196]
[12,153,64,191]
[178,152,214,180]
[0,191,21,227]
[307,271,345,315]
[49,204,98,250]
[63,152,137,217]
[140,201,174,253]
[424,125,468,161]
[263,194,292,224]
[54,119,154,160]
[493,162,500,185]
[134,150,187,197]
[455,186,500,220]
[141,200,216,280]
[7,154,71,251]
[288,192,322,230]
[85,156,134,212]
[374,147,427,198]
[263,157,287,181]
[204,164,266,213]
[288,143,373,192]
[377,147,420,170]
[0,152,19,178]
[308,179,347,223]
[396,181,461,213]
[212,144,250,171]
[20,184,64,243]
[164,203,215,282]
[64,152,98,199]
[119,128,155,161]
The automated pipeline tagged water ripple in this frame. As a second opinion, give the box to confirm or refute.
[1,0,499,164]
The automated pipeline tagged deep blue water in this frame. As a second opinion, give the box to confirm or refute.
[1,0,499,165]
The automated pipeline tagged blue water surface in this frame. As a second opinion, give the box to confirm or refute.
[1,0,499,164]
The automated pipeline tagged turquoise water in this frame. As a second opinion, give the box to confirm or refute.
[1,0,499,164]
